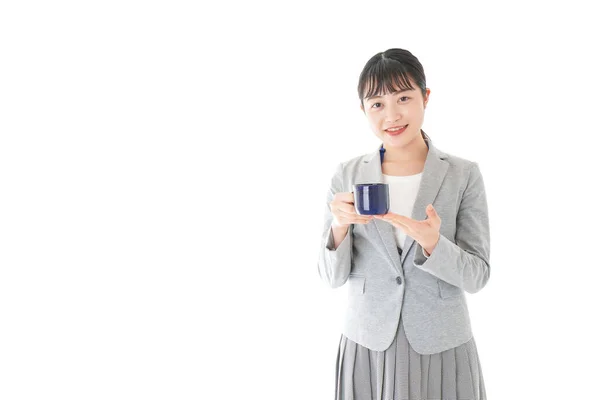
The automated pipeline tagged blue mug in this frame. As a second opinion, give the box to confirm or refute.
[352,183,389,215]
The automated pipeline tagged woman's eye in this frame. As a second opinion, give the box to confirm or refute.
[371,97,410,109]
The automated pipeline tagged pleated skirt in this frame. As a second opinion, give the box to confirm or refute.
[335,314,487,400]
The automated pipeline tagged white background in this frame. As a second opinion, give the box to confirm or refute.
[1,1,599,399]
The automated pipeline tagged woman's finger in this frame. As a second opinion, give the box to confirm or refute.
[335,211,371,224]
[334,202,359,215]
[390,221,408,232]
[336,205,371,220]
[388,217,409,228]
[338,216,370,225]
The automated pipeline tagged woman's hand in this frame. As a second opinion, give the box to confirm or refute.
[330,192,374,228]
[373,204,441,256]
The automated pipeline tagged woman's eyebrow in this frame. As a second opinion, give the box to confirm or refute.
[365,88,413,101]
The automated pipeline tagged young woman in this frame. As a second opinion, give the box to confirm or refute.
[318,48,490,400]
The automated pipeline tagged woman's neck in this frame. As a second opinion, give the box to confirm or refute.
[382,133,429,164]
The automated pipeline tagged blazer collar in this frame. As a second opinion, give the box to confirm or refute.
[357,130,449,273]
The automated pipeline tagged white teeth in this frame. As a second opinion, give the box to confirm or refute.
[387,125,406,131]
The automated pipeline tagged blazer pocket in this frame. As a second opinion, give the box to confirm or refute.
[438,280,462,299]
[348,273,365,295]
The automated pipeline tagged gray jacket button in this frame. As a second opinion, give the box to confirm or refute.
[396,276,403,285]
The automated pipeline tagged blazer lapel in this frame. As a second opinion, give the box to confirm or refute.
[355,131,449,274]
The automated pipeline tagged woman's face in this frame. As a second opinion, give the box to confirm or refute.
[360,79,430,149]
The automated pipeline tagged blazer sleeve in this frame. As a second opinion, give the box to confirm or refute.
[317,162,354,288]
[412,162,491,294]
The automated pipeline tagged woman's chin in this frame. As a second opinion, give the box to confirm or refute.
[381,132,408,143]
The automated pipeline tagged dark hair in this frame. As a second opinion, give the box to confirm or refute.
[357,48,427,108]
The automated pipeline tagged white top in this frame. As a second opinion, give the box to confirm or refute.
[382,172,424,252]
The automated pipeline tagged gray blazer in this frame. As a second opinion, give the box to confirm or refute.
[317,131,491,354]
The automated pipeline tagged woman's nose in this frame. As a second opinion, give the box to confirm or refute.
[385,112,403,124]
[385,106,403,123]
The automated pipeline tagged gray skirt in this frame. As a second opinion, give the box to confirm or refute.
[335,315,487,400]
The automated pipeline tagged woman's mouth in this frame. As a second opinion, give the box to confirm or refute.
[385,124,408,136]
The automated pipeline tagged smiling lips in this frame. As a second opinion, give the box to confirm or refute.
[385,124,408,135]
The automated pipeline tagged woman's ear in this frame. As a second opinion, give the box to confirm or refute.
[423,88,431,108]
